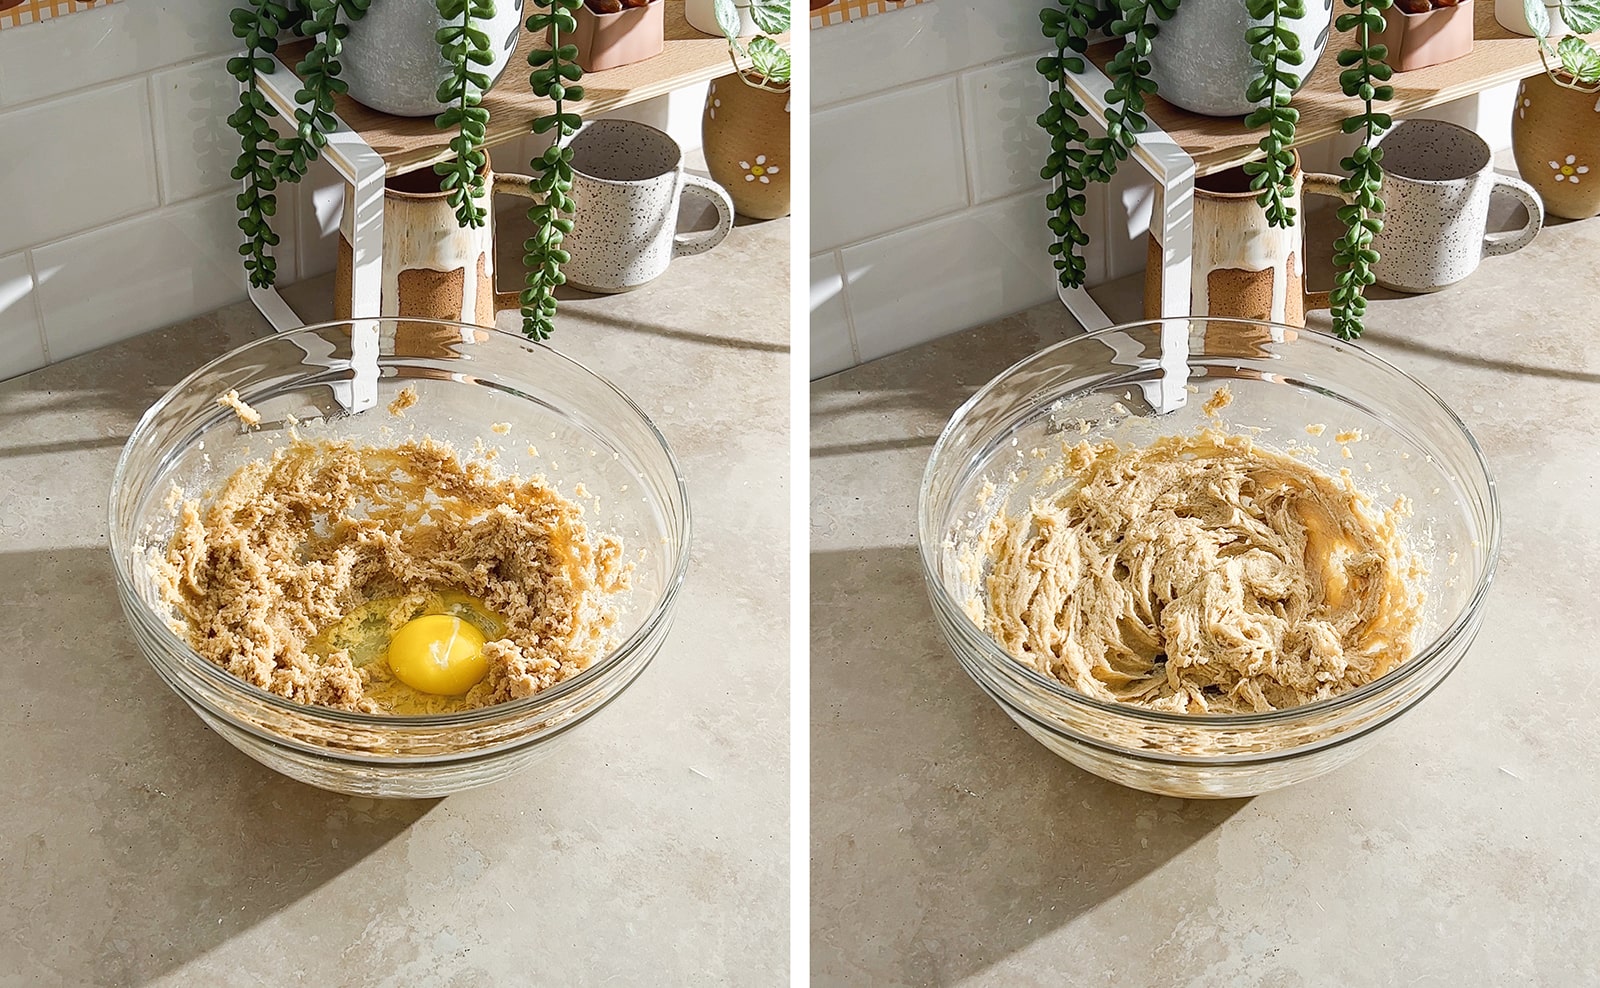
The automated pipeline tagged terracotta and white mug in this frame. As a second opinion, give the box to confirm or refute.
[334,162,537,332]
[1145,152,1350,327]
[562,119,735,294]
[1372,118,1543,293]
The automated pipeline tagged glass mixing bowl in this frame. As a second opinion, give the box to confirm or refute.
[918,318,1499,798]
[109,319,689,798]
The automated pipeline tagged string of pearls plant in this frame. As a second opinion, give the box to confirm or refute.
[1035,0,1395,339]
[226,1,586,340]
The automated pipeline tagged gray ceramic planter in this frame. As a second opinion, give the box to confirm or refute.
[1147,0,1334,117]
[339,1,525,118]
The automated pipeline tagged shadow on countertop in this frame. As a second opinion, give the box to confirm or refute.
[0,545,438,987]
[810,304,1083,460]
[810,544,1247,986]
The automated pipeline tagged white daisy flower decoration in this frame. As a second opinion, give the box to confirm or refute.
[1550,155,1589,183]
[740,155,780,184]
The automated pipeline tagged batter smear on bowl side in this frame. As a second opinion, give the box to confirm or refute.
[154,417,631,715]
[975,396,1425,714]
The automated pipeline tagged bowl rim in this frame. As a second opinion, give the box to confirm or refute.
[917,316,1502,729]
[108,317,693,730]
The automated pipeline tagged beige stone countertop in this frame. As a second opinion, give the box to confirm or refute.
[0,212,789,985]
[811,207,1600,984]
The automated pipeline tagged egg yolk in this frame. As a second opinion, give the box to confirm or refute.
[386,614,489,696]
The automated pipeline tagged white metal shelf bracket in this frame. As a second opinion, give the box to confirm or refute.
[243,54,383,413]
[1056,61,1195,413]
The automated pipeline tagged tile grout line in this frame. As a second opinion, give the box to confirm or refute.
[22,187,240,368]
[145,74,168,207]
[814,201,971,262]
[21,248,49,364]
[20,186,237,276]
[821,186,1051,262]
[0,47,238,116]
[832,249,863,365]
[953,69,978,209]
[812,47,1055,114]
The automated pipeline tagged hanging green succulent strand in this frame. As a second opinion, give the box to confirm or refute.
[1037,0,1108,289]
[227,0,292,290]
[521,0,586,341]
[1036,0,1174,290]
[1329,0,1393,340]
[433,0,496,229]
[277,0,371,183]
[1242,0,1305,227]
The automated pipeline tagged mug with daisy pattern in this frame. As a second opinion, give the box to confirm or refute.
[1511,71,1600,220]
[1372,118,1543,293]
[560,119,735,294]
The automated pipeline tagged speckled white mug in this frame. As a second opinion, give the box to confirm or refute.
[562,120,735,294]
[1372,119,1543,293]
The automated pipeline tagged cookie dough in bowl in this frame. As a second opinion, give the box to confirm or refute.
[918,317,1498,798]
[109,319,690,798]
[156,425,631,717]
[977,418,1427,715]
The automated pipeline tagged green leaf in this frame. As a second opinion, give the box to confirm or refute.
[749,36,790,82]
[750,0,791,34]
[714,0,742,41]
[1524,0,1552,35]
[1564,0,1600,32]
[1558,35,1600,81]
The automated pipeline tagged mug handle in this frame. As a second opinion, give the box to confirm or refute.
[674,174,735,258]
[1483,173,1543,257]
[1301,171,1357,312]
[491,171,543,311]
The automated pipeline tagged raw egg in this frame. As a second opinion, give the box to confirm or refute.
[386,614,489,696]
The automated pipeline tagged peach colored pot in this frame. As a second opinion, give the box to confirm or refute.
[1512,70,1600,220]
[702,75,791,220]
[567,0,664,73]
[1375,0,1474,72]
[1144,154,1350,327]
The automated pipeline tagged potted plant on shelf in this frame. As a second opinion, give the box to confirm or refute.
[687,0,757,37]
[569,0,666,73]
[1375,0,1474,73]
[1497,0,1565,36]
[1036,0,1396,339]
[1511,0,1600,218]
[227,0,587,340]
[701,0,791,219]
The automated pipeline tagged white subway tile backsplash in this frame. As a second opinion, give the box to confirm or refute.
[294,155,346,281]
[34,191,245,362]
[598,85,711,153]
[1409,81,1519,152]
[813,0,1052,108]
[0,0,239,108]
[960,55,1052,204]
[1475,82,1520,152]
[0,252,46,382]
[841,190,1057,363]
[810,252,855,379]
[1104,158,1157,283]
[150,54,237,202]
[0,80,160,257]
[811,79,967,251]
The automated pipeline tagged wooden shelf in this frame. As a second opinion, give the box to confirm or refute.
[1088,1,1570,176]
[278,1,786,176]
